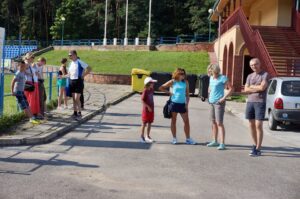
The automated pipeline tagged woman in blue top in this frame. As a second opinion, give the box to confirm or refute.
[207,64,233,150]
[159,68,197,145]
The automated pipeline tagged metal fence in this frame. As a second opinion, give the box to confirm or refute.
[0,68,58,116]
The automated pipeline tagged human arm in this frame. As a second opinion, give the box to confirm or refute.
[185,80,190,105]
[11,77,16,96]
[218,80,234,103]
[159,80,173,95]
[83,66,91,78]
[141,90,152,112]
[244,73,269,93]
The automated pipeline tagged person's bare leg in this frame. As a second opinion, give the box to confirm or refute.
[24,108,33,118]
[218,122,225,144]
[180,112,190,139]
[147,123,152,138]
[63,89,67,107]
[171,112,177,138]
[75,93,82,113]
[255,120,264,150]
[249,120,257,146]
[141,123,146,138]
[212,120,218,142]
[58,88,63,108]
[72,93,77,112]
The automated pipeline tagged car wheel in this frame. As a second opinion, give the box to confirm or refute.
[268,111,278,130]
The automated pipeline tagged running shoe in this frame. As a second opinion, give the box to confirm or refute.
[249,145,259,156]
[30,119,40,125]
[140,136,146,143]
[172,137,177,145]
[145,136,153,143]
[207,140,219,147]
[186,138,197,145]
[217,143,226,150]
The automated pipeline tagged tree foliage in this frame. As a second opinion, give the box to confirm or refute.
[0,0,216,43]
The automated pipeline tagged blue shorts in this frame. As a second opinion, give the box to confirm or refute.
[170,102,186,113]
[245,102,266,121]
[15,91,29,110]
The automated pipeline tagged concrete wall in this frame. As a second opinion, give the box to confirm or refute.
[248,0,292,27]
[156,43,214,52]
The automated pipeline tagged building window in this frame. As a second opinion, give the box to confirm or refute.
[296,0,300,12]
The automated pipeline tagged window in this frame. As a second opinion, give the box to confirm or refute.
[268,80,277,95]
[296,0,300,12]
[281,81,300,96]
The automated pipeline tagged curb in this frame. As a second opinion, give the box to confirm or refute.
[0,92,135,147]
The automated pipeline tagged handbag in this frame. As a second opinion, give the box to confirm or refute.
[163,97,172,119]
[24,66,35,92]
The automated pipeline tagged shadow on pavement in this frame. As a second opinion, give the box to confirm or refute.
[61,138,152,150]
[0,154,99,175]
[227,144,300,158]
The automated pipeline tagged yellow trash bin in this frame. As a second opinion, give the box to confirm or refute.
[131,68,151,92]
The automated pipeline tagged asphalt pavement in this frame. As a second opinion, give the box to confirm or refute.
[0,94,299,199]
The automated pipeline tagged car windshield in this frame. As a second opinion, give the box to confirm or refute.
[281,81,300,97]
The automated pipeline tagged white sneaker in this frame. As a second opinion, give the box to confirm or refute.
[145,136,153,143]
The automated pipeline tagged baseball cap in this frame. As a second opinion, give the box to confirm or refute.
[144,77,157,85]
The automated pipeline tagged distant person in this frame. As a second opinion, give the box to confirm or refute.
[159,68,197,145]
[244,58,269,157]
[140,77,157,143]
[206,64,233,150]
[57,58,69,110]
[36,57,47,117]
[11,60,40,124]
[68,50,91,120]
[78,57,85,109]
[24,52,41,118]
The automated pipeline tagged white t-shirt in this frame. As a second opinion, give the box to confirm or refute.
[68,59,88,80]
[25,64,38,83]
[36,64,44,80]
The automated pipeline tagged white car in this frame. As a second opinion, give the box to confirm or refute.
[266,77,300,130]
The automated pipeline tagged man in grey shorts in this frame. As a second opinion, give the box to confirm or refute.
[244,58,269,157]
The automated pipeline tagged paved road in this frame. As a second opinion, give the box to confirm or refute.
[0,95,299,199]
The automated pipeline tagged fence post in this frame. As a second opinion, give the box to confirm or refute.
[48,72,52,101]
[0,74,4,116]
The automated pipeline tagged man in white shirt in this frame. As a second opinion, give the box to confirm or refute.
[68,50,91,120]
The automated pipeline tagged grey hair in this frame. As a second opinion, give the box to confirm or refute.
[207,64,221,76]
[250,58,261,65]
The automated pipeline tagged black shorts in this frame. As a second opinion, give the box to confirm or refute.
[245,102,266,121]
[70,79,84,94]
[170,102,186,113]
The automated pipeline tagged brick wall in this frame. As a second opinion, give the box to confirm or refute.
[155,43,214,52]
[85,73,131,85]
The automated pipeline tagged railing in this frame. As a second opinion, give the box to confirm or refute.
[0,68,58,116]
[220,7,277,77]
[5,40,38,46]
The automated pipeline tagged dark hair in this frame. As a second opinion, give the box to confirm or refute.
[69,50,77,56]
[61,58,68,64]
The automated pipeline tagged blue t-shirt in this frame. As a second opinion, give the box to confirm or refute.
[209,75,228,104]
[171,81,186,104]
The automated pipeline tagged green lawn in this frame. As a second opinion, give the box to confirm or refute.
[37,50,210,75]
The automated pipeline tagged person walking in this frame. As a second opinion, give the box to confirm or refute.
[206,64,233,150]
[159,68,197,145]
[68,50,91,120]
[36,57,47,117]
[244,58,269,157]
[57,58,69,110]
[140,77,157,143]
[11,60,40,124]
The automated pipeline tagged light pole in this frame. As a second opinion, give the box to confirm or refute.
[147,0,152,46]
[103,0,108,46]
[124,0,129,46]
[208,9,213,42]
[61,16,65,46]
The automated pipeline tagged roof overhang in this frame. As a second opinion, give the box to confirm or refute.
[208,0,230,21]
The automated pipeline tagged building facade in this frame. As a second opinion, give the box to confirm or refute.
[209,0,300,92]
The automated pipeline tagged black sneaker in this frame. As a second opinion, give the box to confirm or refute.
[256,150,262,156]
[249,145,257,156]
[75,114,82,121]
[71,113,77,119]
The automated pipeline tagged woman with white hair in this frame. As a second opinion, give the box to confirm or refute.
[206,64,233,150]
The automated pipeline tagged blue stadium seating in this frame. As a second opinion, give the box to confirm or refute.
[3,45,38,59]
